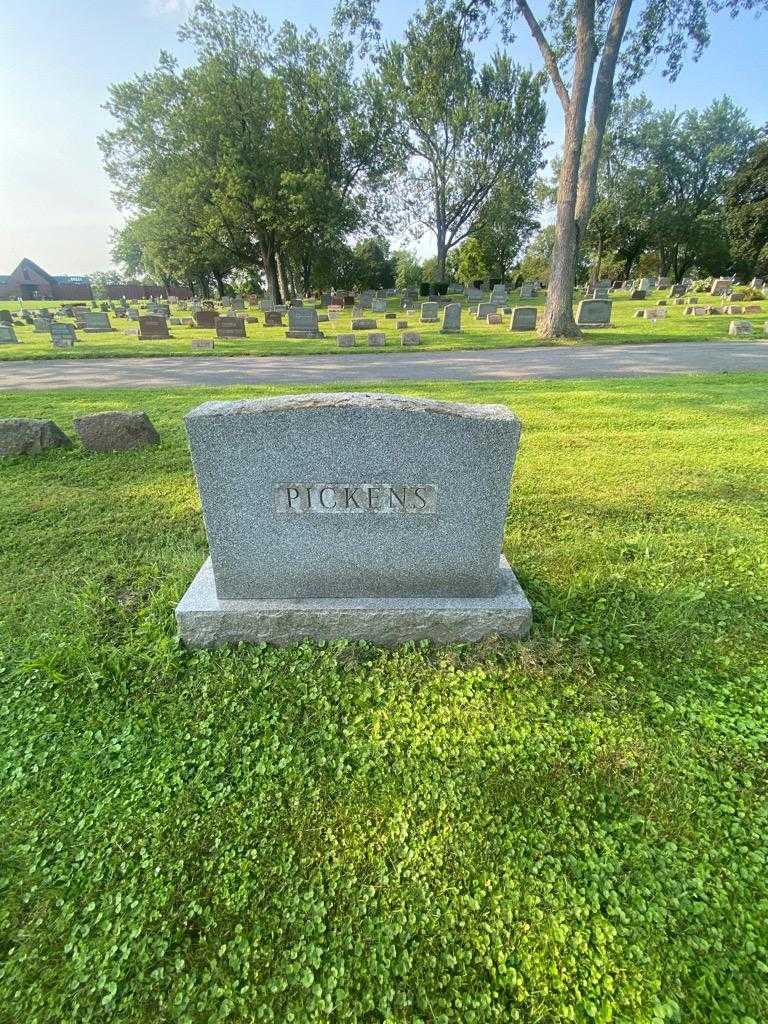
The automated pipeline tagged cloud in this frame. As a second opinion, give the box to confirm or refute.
[145,0,193,17]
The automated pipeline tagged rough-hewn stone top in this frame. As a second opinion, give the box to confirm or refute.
[186,391,518,423]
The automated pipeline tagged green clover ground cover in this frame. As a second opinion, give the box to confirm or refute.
[1,375,767,1023]
[1,291,766,360]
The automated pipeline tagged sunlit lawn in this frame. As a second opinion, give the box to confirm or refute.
[2,375,767,1021]
[1,290,766,361]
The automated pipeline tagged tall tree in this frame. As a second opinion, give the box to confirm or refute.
[366,0,768,335]
[638,98,756,280]
[101,1,397,302]
[726,137,768,277]
[376,0,546,281]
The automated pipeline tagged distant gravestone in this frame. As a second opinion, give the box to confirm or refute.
[420,301,439,322]
[0,310,12,325]
[139,315,171,340]
[728,319,753,336]
[487,313,503,325]
[126,307,140,320]
[629,289,647,300]
[401,331,421,346]
[216,316,247,339]
[0,324,19,344]
[640,307,668,319]
[710,278,732,296]
[476,302,498,319]
[638,277,654,293]
[175,392,531,646]
[352,318,377,330]
[466,286,482,301]
[0,418,71,456]
[230,297,245,310]
[50,322,77,345]
[519,282,536,299]
[576,299,612,326]
[263,311,284,327]
[286,307,323,339]
[367,332,386,346]
[396,319,408,330]
[84,312,112,332]
[33,318,51,333]
[684,305,709,316]
[490,284,508,302]
[440,303,461,334]
[509,306,537,331]
[74,411,161,453]
[195,310,218,329]
[191,339,215,350]
[371,298,387,313]
[337,334,355,348]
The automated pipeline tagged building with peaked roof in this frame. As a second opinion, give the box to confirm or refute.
[0,258,93,300]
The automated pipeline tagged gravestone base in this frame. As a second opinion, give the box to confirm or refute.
[176,555,531,648]
[285,330,324,339]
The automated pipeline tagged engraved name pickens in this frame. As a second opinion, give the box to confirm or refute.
[275,482,437,514]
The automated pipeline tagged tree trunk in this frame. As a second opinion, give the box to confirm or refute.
[595,235,603,283]
[275,252,290,302]
[260,234,281,304]
[589,235,604,288]
[538,0,596,338]
[301,256,312,294]
[213,271,225,298]
[436,227,447,283]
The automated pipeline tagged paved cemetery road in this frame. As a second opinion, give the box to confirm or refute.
[2,340,768,390]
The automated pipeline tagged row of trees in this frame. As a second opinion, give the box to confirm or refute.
[103,0,766,337]
[582,96,761,285]
[102,0,546,303]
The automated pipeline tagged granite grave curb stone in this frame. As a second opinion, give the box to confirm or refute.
[74,411,161,453]
[176,392,531,647]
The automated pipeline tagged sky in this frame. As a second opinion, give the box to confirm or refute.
[0,0,766,276]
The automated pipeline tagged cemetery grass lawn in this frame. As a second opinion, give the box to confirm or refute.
[1,292,766,360]
[2,373,768,1022]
